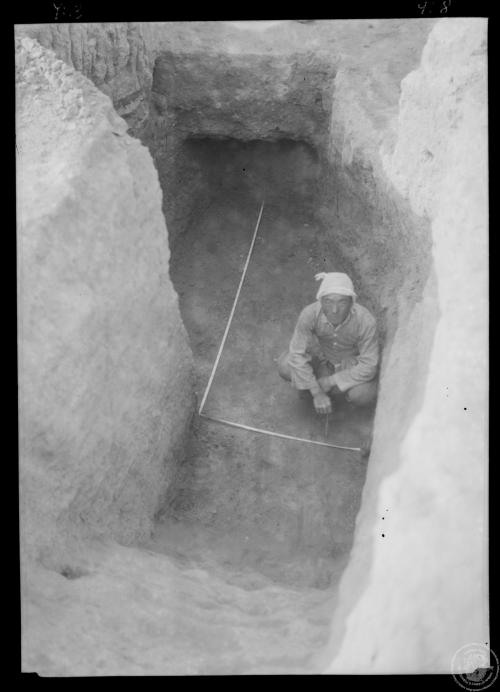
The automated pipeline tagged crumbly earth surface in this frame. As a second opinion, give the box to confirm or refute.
[23,540,337,675]
[16,36,194,585]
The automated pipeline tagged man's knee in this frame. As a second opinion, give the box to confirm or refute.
[277,351,292,381]
[345,381,378,407]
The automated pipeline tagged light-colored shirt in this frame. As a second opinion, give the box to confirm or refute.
[288,301,379,393]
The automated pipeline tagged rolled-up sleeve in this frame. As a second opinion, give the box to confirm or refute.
[334,315,379,392]
[287,307,320,392]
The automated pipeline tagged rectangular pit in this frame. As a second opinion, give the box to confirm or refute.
[148,137,376,590]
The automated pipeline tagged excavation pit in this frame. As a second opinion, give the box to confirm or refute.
[148,136,375,594]
[17,19,488,677]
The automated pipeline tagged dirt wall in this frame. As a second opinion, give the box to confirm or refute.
[15,20,434,249]
[321,18,488,673]
[14,22,162,136]
[144,48,335,244]
[17,37,194,573]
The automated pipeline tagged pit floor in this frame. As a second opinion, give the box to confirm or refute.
[140,188,375,672]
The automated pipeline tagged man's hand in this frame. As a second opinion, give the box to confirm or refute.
[318,375,334,393]
[313,391,332,415]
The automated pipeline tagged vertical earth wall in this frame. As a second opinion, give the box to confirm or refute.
[17,37,194,572]
[322,18,488,673]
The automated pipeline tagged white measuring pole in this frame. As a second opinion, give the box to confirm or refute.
[199,413,361,452]
[198,200,265,415]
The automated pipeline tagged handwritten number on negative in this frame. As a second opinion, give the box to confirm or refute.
[418,0,451,14]
[54,2,83,21]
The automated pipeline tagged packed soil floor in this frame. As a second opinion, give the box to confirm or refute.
[137,146,376,670]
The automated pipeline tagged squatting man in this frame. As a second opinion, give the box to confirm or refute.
[278,272,379,415]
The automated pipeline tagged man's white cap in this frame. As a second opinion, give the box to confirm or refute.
[315,272,357,300]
